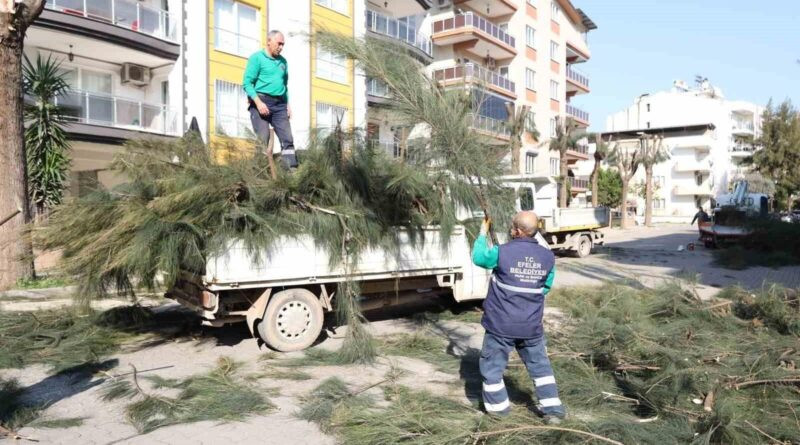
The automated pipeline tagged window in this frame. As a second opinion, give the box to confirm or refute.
[214,79,250,138]
[525,154,537,175]
[646,122,651,129]
[550,40,559,59]
[654,199,666,210]
[646,103,651,112]
[525,25,536,48]
[519,186,534,210]
[315,0,347,15]
[214,0,260,58]
[525,68,536,91]
[550,80,558,99]
[316,43,348,84]
[550,157,560,176]
[551,0,559,18]
[654,176,665,188]
[316,102,348,136]
[77,170,100,197]
[524,113,536,133]
[549,117,556,137]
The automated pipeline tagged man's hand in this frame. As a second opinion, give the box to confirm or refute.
[480,217,492,236]
[255,99,270,117]
[287,104,292,119]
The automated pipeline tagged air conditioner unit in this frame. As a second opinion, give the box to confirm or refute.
[121,63,151,86]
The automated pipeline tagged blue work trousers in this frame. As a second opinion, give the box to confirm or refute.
[249,93,297,168]
[479,331,564,416]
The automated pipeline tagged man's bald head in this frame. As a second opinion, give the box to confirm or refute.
[511,211,539,238]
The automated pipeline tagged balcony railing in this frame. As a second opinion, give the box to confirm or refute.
[567,144,589,155]
[366,77,390,98]
[55,89,179,135]
[368,139,402,158]
[569,177,589,189]
[470,114,511,138]
[566,104,589,123]
[730,143,756,155]
[366,10,432,57]
[732,120,754,133]
[432,62,515,95]
[432,12,515,49]
[46,0,177,42]
[566,66,589,87]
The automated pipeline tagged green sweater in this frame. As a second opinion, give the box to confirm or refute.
[242,50,288,100]
[471,234,556,295]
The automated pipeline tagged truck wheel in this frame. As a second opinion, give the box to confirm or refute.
[576,234,593,258]
[257,288,323,352]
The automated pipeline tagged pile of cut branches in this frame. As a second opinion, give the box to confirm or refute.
[33,33,515,363]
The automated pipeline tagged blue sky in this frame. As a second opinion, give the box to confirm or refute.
[573,0,800,131]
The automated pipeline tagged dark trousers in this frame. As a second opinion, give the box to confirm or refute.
[479,331,564,416]
[249,93,297,167]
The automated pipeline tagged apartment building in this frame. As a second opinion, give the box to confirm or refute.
[602,80,764,221]
[364,0,595,209]
[184,0,366,154]
[25,0,185,194]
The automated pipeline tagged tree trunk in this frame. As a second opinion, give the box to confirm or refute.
[620,180,629,229]
[590,161,599,207]
[0,41,35,289]
[644,165,653,227]
[511,139,520,175]
[559,152,569,208]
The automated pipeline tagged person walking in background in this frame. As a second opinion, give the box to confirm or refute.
[691,206,711,239]
[243,30,297,168]
[471,212,564,424]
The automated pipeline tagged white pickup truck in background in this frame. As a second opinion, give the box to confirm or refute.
[166,179,610,352]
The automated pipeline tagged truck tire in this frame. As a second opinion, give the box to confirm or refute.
[257,288,324,352]
[575,234,593,258]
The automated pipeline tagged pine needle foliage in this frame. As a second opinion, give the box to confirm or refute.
[101,357,273,433]
[306,284,800,444]
[0,305,151,372]
[297,377,374,433]
[35,32,514,364]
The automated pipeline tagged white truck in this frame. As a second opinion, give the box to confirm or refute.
[166,179,609,352]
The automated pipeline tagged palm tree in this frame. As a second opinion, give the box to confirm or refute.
[23,55,72,217]
[549,116,583,208]
[607,142,641,229]
[589,133,613,207]
[639,134,669,227]
[505,103,534,175]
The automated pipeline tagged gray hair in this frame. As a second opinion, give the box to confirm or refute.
[267,30,283,41]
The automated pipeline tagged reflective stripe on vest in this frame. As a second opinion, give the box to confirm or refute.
[491,276,544,294]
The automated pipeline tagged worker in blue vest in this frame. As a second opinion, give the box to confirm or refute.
[472,211,564,424]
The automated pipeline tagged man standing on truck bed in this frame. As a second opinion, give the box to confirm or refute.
[243,30,297,168]
[472,212,564,424]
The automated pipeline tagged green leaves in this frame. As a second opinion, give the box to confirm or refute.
[752,100,800,210]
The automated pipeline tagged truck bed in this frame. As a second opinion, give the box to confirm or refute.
[543,207,610,233]
[205,226,490,301]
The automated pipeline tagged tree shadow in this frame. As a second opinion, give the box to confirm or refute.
[18,359,118,409]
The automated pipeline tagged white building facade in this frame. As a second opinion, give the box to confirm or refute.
[603,81,764,222]
[26,0,185,194]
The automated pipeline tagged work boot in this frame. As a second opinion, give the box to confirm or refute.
[280,151,298,169]
[543,414,565,425]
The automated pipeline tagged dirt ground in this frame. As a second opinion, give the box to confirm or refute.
[1,225,798,444]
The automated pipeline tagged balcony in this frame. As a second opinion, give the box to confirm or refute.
[566,40,590,64]
[365,10,432,60]
[731,119,754,136]
[45,0,176,42]
[566,66,589,94]
[569,177,588,193]
[673,160,712,173]
[56,89,179,136]
[730,143,756,158]
[452,0,517,18]
[431,12,516,61]
[33,0,180,65]
[673,184,713,197]
[566,104,589,126]
[470,114,511,141]
[366,77,391,104]
[368,139,402,158]
[565,143,590,162]
[431,63,515,98]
